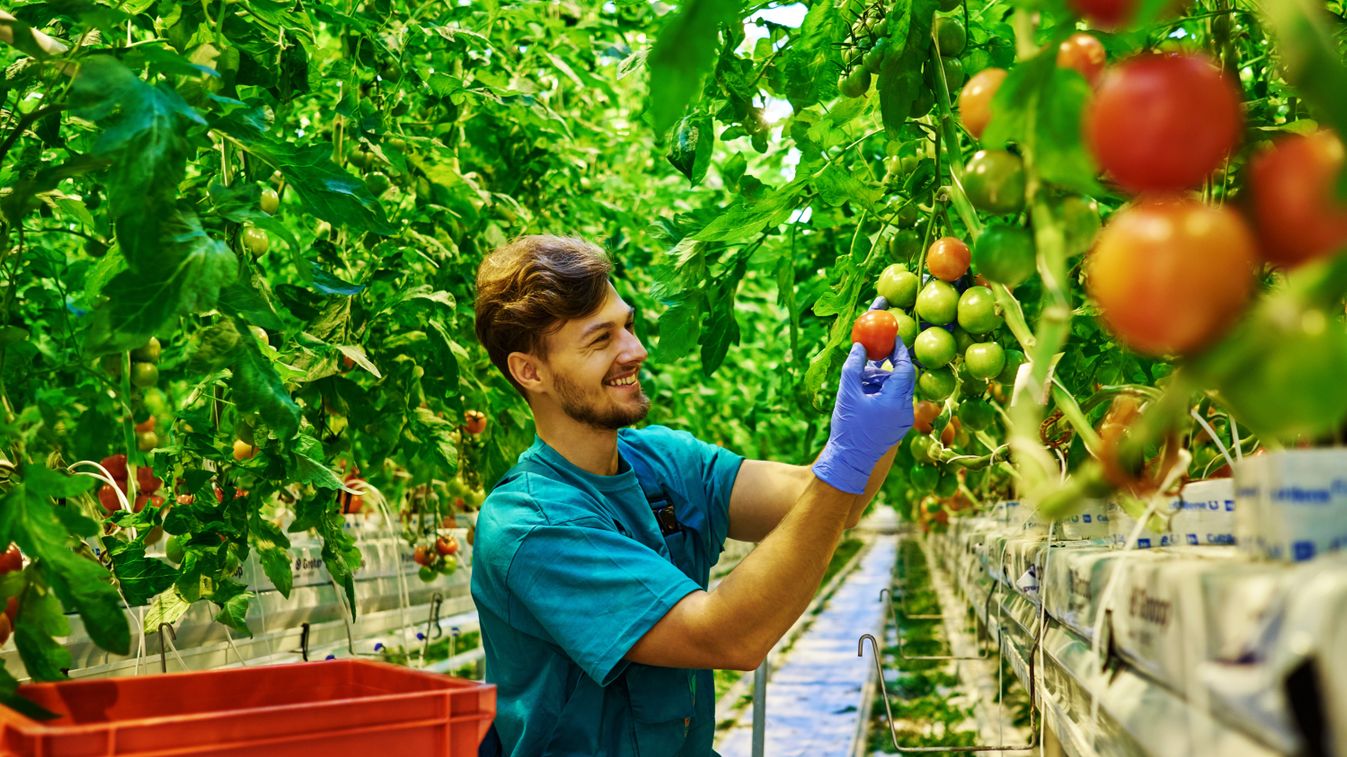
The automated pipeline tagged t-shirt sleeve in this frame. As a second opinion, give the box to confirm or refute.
[506,518,701,686]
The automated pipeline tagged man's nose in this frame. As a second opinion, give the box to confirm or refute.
[618,328,648,364]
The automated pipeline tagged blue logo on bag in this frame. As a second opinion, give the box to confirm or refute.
[1293,541,1316,561]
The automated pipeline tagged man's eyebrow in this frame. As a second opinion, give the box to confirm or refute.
[579,307,635,341]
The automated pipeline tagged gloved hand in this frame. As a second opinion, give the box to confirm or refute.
[812,297,916,494]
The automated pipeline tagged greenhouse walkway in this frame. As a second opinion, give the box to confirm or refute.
[717,535,897,756]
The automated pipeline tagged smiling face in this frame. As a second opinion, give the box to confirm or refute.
[534,283,650,430]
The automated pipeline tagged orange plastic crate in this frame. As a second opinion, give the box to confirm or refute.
[0,659,495,756]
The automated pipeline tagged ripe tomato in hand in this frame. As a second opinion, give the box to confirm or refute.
[958,68,1006,140]
[1086,197,1256,356]
[1086,53,1242,193]
[926,237,971,281]
[851,310,899,361]
[1057,32,1106,85]
[1247,130,1347,268]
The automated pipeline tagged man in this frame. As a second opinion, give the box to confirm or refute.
[471,235,914,755]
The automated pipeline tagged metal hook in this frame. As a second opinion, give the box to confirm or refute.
[158,623,177,673]
[298,622,311,662]
[421,593,444,662]
[856,619,1034,748]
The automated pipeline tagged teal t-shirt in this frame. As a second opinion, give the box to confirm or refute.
[470,425,744,756]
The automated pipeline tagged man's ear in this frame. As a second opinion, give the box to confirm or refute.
[507,351,545,394]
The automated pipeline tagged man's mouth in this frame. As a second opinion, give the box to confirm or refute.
[604,369,640,388]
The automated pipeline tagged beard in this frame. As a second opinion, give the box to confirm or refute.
[552,370,651,430]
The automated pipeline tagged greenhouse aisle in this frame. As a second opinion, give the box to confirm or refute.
[717,537,897,756]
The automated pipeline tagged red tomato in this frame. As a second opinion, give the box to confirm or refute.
[98,484,122,513]
[851,310,899,361]
[136,466,162,494]
[435,536,458,556]
[133,494,165,513]
[100,453,128,482]
[0,545,21,575]
[338,475,365,515]
[464,410,488,435]
[133,417,156,434]
[958,68,1006,140]
[1057,33,1106,85]
[1086,53,1242,193]
[1086,197,1257,355]
[413,545,435,567]
[1247,130,1347,268]
[926,237,971,282]
[914,400,941,434]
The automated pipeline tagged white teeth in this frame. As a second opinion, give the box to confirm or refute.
[608,375,637,387]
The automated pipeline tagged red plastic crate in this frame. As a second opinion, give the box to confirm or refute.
[0,659,495,756]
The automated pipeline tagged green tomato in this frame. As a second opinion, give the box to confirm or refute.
[418,565,438,583]
[997,349,1025,385]
[260,188,280,214]
[934,17,966,56]
[165,535,185,565]
[909,435,935,464]
[965,342,1006,380]
[891,309,920,349]
[888,229,922,259]
[130,361,159,388]
[242,226,270,256]
[959,398,996,431]
[963,150,1026,215]
[957,286,1003,334]
[934,470,959,497]
[914,327,957,368]
[877,265,920,308]
[1059,195,1102,258]
[909,464,939,493]
[916,280,959,325]
[131,337,161,363]
[973,224,1037,287]
[917,367,956,399]
[924,56,964,89]
[953,327,976,353]
[839,68,871,98]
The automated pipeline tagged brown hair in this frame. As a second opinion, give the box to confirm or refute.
[474,235,613,395]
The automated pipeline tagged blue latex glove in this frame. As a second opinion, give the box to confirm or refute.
[812,297,916,494]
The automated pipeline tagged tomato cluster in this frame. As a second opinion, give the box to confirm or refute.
[0,545,22,647]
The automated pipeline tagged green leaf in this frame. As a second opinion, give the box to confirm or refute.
[212,583,253,635]
[656,298,702,360]
[647,0,742,133]
[333,344,381,378]
[667,114,715,186]
[72,56,202,269]
[291,450,346,490]
[982,48,1056,149]
[225,129,395,235]
[251,517,294,597]
[13,578,71,682]
[1261,0,1347,144]
[814,163,883,210]
[1033,71,1103,195]
[218,279,287,331]
[0,469,130,656]
[142,588,191,635]
[407,408,460,474]
[85,210,238,355]
[693,182,805,243]
[229,326,302,440]
[105,538,178,607]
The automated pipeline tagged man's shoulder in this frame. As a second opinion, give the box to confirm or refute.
[620,424,709,454]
